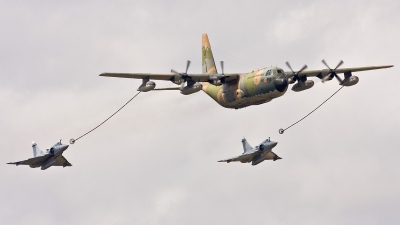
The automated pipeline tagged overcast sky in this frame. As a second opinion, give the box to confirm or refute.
[1,0,399,224]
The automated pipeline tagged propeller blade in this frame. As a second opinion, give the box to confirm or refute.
[322,59,331,70]
[285,61,294,73]
[220,61,224,75]
[334,60,344,70]
[185,60,191,74]
[333,73,343,84]
[321,72,332,82]
[171,69,180,74]
[298,64,308,74]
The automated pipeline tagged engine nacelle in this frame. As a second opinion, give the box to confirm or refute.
[291,80,314,92]
[320,69,331,79]
[342,76,359,86]
[180,83,203,95]
[208,79,222,86]
[137,81,156,92]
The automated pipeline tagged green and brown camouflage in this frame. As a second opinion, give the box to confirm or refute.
[100,33,393,109]
[202,34,218,75]
[201,33,288,109]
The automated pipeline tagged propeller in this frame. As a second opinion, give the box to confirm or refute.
[219,61,226,83]
[321,59,344,84]
[171,60,191,89]
[285,61,308,84]
[207,61,227,85]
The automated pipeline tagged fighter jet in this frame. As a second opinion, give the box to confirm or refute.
[7,140,72,170]
[218,137,281,166]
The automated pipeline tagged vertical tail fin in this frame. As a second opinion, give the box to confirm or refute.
[32,141,44,157]
[32,141,37,157]
[242,138,252,153]
[202,33,218,75]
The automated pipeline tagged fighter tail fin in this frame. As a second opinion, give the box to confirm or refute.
[242,138,252,153]
[202,33,218,75]
[32,141,44,157]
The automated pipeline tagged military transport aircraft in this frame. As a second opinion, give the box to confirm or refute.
[218,137,281,166]
[7,140,71,170]
[100,34,393,109]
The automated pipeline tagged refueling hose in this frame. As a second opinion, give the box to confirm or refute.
[70,91,141,144]
[279,86,344,134]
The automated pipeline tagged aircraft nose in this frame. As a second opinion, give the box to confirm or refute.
[274,77,288,92]
[61,144,69,151]
[271,142,278,148]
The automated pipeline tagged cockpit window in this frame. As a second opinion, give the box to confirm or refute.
[277,70,283,74]
[266,70,271,76]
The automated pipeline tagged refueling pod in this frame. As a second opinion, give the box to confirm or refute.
[291,80,314,92]
[342,76,359,86]
[137,81,156,92]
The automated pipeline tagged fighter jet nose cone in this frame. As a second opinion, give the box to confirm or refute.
[274,78,288,92]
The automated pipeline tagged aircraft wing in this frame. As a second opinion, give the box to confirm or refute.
[53,156,72,167]
[285,65,393,78]
[218,152,258,163]
[7,155,50,167]
[99,73,239,82]
[263,151,282,161]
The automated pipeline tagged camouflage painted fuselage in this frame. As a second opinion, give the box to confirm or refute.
[201,34,287,109]
[202,68,288,109]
